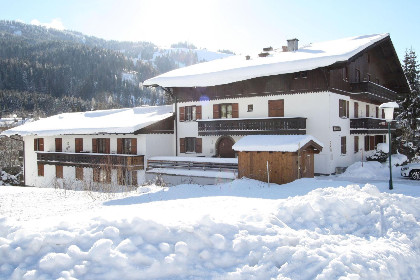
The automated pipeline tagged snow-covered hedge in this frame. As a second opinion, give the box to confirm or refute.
[0,170,20,186]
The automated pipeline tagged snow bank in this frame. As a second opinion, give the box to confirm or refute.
[0,179,419,279]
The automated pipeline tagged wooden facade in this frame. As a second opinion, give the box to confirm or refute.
[237,142,322,185]
[171,37,409,104]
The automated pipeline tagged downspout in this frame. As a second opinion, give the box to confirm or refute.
[174,95,178,156]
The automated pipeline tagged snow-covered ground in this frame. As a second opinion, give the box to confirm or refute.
[0,161,419,279]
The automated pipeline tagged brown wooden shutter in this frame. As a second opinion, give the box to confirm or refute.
[106,169,111,183]
[132,171,137,186]
[195,138,202,153]
[38,163,44,176]
[364,136,369,151]
[341,137,346,154]
[179,106,185,122]
[93,168,99,182]
[131,138,137,154]
[354,136,359,153]
[56,165,63,178]
[39,138,44,151]
[180,138,185,153]
[354,102,359,118]
[213,104,220,119]
[268,100,284,117]
[92,138,97,153]
[55,138,62,152]
[196,106,202,120]
[232,103,239,118]
[34,139,37,151]
[369,136,375,150]
[75,138,83,153]
[346,101,349,118]
[382,109,385,119]
[105,138,110,154]
[76,167,83,180]
[366,105,370,117]
[339,100,344,117]
[117,138,123,154]
[117,169,123,185]
[376,107,379,118]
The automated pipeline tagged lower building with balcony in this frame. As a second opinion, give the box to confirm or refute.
[3,105,175,188]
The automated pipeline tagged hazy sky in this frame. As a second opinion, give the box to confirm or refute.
[1,0,419,61]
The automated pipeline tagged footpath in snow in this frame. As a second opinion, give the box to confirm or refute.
[0,161,419,279]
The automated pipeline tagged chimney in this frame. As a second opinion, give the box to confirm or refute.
[287,38,299,52]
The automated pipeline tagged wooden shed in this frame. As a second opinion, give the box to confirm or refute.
[233,135,323,185]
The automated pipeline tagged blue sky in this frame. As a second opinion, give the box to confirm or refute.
[1,0,419,61]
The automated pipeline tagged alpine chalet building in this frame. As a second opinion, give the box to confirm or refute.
[144,34,409,175]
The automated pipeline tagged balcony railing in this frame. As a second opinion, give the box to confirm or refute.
[37,152,144,170]
[350,118,396,134]
[350,81,397,102]
[197,117,306,136]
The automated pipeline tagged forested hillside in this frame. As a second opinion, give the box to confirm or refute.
[0,20,230,118]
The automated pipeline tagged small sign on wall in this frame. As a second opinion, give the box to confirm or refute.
[333,126,341,131]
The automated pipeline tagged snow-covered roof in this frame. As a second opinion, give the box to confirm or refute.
[232,135,323,152]
[1,105,174,136]
[144,34,389,87]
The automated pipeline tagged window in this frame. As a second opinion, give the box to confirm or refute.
[366,105,370,117]
[354,102,359,118]
[293,71,307,79]
[93,168,111,183]
[213,103,238,119]
[342,66,349,81]
[364,135,377,151]
[75,138,83,153]
[56,165,63,179]
[34,138,44,151]
[55,138,62,152]
[185,106,197,121]
[118,169,137,186]
[179,106,201,121]
[339,99,349,118]
[118,138,137,154]
[354,136,359,153]
[37,163,44,177]
[382,109,385,119]
[221,104,232,118]
[376,107,379,118]
[180,137,202,153]
[367,74,371,82]
[75,167,83,180]
[355,69,361,83]
[341,136,347,155]
[185,137,196,153]
[248,104,253,112]
[92,138,110,154]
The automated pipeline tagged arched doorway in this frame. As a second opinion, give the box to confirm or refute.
[216,136,235,158]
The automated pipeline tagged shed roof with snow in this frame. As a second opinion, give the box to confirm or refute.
[232,135,323,153]
[144,34,389,87]
[1,105,174,136]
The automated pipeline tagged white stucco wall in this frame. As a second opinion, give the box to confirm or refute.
[23,133,174,187]
[175,91,386,174]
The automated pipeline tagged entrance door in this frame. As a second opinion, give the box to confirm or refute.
[217,137,235,158]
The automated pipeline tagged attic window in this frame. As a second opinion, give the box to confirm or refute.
[301,71,308,78]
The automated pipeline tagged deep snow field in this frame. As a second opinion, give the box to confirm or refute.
[0,161,419,280]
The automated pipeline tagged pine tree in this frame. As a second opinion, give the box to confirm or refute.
[396,48,420,158]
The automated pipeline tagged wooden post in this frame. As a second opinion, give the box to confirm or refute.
[266,160,270,185]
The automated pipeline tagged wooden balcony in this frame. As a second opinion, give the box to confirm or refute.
[350,118,396,134]
[350,81,398,102]
[37,152,144,170]
[197,117,306,136]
